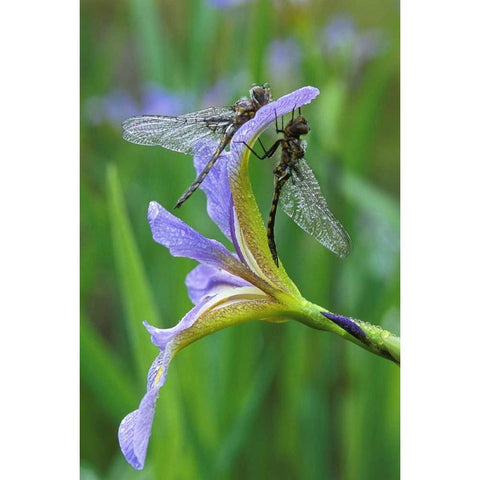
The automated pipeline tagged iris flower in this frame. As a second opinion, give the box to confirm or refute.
[118,86,400,470]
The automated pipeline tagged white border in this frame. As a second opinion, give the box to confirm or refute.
[1,1,79,477]
[402,1,480,478]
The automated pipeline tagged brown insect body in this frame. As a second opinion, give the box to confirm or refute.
[267,116,310,265]
[245,112,350,266]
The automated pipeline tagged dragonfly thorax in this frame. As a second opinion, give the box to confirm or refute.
[233,99,258,125]
[281,139,304,166]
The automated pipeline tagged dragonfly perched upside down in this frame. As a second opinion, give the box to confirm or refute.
[245,110,351,266]
[122,83,272,208]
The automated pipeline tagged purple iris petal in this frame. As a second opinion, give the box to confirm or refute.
[118,347,172,470]
[228,207,247,264]
[148,201,240,270]
[192,141,248,263]
[186,264,251,305]
[143,298,211,350]
[193,141,234,241]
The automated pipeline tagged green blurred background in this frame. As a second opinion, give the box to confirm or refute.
[80,0,399,478]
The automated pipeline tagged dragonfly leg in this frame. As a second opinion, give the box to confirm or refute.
[274,109,285,134]
[240,141,268,160]
[240,139,283,160]
[175,148,223,208]
[257,137,268,156]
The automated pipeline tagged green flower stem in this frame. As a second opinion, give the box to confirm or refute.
[294,299,400,365]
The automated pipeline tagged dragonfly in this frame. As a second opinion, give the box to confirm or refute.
[245,110,351,266]
[121,83,272,208]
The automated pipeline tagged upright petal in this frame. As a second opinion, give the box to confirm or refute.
[193,141,234,241]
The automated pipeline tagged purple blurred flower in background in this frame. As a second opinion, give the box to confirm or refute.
[139,83,191,116]
[84,90,138,126]
[324,14,357,53]
[84,83,190,126]
[200,71,249,108]
[322,13,386,83]
[207,0,253,8]
[267,38,302,84]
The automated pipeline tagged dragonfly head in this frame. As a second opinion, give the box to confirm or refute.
[250,83,272,109]
[286,116,309,138]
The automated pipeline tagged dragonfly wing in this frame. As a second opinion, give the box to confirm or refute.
[121,106,234,154]
[279,158,351,258]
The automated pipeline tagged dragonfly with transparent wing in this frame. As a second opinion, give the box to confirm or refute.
[122,83,271,208]
[245,111,351,266]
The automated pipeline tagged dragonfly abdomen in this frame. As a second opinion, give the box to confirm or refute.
[267,165,291,266]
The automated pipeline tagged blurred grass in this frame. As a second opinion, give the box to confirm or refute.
[80,0,399,478]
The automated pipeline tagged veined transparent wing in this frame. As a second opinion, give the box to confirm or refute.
[279,158,351,258]
[121,105,234,154]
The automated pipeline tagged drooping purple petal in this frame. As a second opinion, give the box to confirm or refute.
[148,201,241,271]
[148,201,273,292]
[143,298,211,350]
[118,387,159,470]
[193,141,234,241]
[118,347,172,470]
[186,264,251,305]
